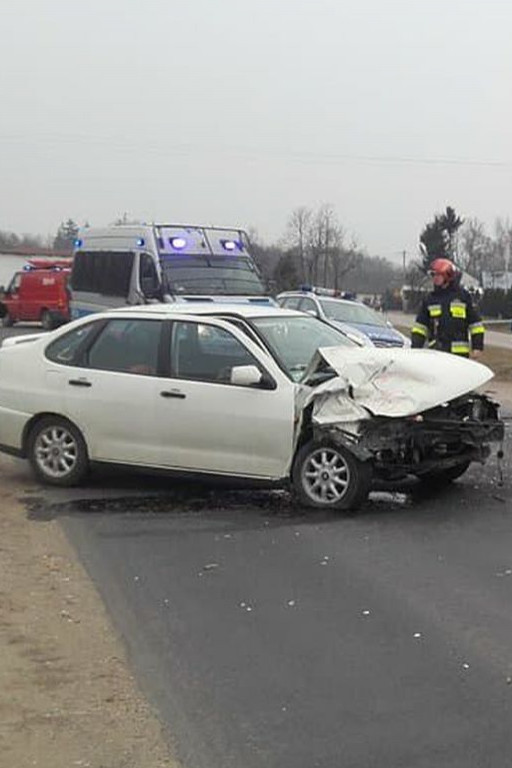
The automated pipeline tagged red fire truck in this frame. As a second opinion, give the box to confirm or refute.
[0,259,72,329]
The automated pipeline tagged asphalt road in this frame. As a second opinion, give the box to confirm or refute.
[6,323,512,767]
[18,441,510,768]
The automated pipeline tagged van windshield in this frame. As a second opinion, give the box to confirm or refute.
[160,258,267,296]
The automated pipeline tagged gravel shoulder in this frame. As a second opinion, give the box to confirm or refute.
[0,455,180,768]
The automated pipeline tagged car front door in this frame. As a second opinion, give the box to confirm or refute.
[156,319,296,479]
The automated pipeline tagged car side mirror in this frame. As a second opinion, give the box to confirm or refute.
[305,309,318,317]
[230,364,275,389]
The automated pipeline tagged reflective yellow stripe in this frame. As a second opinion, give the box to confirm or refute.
[428,304,442,317]
[451,342,470,354]
[411,323,428,337]
[450,301,467,319]
[470,323,485,335]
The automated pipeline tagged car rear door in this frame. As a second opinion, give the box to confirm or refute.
[155,318,295,479]
[59,317,165,465]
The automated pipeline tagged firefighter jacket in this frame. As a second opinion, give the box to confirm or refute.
[411,285,484,356]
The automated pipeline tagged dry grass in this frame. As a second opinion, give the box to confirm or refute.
[395,325,512,382]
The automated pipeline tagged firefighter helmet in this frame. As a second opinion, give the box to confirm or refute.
[429,258,456,284]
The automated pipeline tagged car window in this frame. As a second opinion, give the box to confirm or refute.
[280,296,302,310]
[299,298,319,316]
[319,298,387,327]
[252,314,355,381]
[45,322,101,366]
[170,321,259,383]
[86,319,162,375]
[8,273,22,293]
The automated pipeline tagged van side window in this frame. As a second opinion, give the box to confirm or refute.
[139,254,160,298]
[71,251,134,297]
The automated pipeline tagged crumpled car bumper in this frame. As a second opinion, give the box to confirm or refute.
[316,393,504,479]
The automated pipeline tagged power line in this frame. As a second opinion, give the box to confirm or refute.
[0,131,510,169]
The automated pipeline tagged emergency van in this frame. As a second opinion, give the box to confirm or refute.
[0,260,71,329]
[70,224,273,319]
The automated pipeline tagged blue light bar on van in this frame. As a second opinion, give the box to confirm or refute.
[74,239,83,248]
[170,237,187,250]
[220,239,242,252]
[136,238,145,247]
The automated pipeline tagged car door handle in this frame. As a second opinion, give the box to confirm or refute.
[160,390,186,399]
[68,379,92,387]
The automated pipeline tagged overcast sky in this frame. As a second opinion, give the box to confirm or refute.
[1,0,511,262]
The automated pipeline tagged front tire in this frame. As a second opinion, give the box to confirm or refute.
[27,416,89,486]
[417,460,471,487]
[292,440,372,511]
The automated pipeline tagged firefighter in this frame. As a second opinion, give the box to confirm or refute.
[411,258,484,358]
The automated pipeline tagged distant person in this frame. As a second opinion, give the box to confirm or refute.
[411,258,484,358]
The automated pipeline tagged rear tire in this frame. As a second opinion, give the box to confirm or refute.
[41,310,54,331]
[292,440,372,511]
[27,416,89,487]
[418,460,471,487]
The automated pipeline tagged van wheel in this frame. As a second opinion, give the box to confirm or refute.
[2,312,14,327]
[292,440,372,511]
[27,416,89,486]
[41,310,54,330]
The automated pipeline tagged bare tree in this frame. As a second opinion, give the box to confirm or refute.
[286,207,312,282]
[458,218,493,278]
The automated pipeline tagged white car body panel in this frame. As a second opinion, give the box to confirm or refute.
[304,346,494,423]
[61,367,164,465]
[154,376,295,477]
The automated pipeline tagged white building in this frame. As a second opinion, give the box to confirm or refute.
[481,271,512,291]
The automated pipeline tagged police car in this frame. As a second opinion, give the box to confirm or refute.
[276,287,409,348]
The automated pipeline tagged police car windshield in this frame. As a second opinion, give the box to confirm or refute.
[161,261,266,296]
[319,299,387,327]
[252,314,356,382]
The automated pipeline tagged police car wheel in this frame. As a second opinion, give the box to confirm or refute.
[27,416,89,487]
[292,440,371,511]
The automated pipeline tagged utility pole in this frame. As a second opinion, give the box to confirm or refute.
[402,250,407,278]
[505,234,511,292]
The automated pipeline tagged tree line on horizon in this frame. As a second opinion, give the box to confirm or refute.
[0,207,511,298]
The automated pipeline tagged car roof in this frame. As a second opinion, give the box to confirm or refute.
[107,303,303,320]
[278,291,361,308]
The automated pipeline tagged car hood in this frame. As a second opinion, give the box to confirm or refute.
[301,346,494,422]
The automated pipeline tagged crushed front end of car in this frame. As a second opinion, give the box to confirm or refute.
[316,392,503,482]
[298,345,505,487]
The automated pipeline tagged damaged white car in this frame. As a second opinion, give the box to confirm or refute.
[0,305,504,511]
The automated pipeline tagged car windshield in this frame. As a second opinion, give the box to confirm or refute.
[252,314,356,382]
[319,298,387,327]
[161,258,266,296]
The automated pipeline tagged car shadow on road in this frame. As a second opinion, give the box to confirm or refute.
[21,459,508,530]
